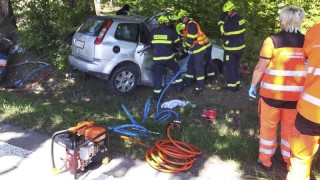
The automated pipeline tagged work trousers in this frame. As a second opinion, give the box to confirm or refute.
[258,98,297,168]
[153,59,182,100]
[287,127,320,179]
[204,44,216,81]
[183,50,206,89]
[223,51,242,90]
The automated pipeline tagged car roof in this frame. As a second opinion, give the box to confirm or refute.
[91,15,145,24]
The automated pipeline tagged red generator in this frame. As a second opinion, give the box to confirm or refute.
[51,121,109,179]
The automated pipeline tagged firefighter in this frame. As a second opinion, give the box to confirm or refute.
[287,23,320,180]
[150,15,183,101]
[248,6,306,171]
[218,1,246,92]
[178,9,213,94]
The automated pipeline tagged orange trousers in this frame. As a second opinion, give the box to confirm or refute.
[258,98,297,167]
[287,131,320,180]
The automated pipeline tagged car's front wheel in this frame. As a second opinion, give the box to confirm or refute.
[108,66,139,95]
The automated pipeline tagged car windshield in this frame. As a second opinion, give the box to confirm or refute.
[78,18,106,36]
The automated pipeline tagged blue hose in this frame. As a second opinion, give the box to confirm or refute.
[109,54,191,137]
[153,54,191,123]
[14,63,51,88]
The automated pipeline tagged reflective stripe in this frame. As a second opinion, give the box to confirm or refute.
[236,81,240,85]
[259,147,276,155]
[239,19,245,25]
[265,69,307,77]
[207,72,215,76]
[175,79,183,83]
[151,40,172,44]
[196,76,205,80]
[153,54,175,61]
[153,35,168,39]
[220,25,225,35]
[224,28,245,36]
[154,89,161,93]
[174,38,180,43]
[227,83,237,87]
[260,137,276,146]
[308,67,320,75]
[191,45,207,54]
[205,42,212,48]
[223,44,246,51]
[281,139,290,148]
[187,34,197,38]
[281,149,290,158]
[301,92,320,106]
[185,74,194,78]
[260,81,304,92]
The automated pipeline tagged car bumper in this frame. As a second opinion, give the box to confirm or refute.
[68,54,110,79]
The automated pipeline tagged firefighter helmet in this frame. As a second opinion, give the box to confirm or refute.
[175,23,185,35]
[177,9,189,19]
[157,15,169,23]
[170,14,179,21]
[223,1,236,12]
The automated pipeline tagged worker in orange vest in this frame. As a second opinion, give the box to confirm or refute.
[286,23,320,180]
[248,6,306,171]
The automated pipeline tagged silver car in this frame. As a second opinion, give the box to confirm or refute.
[68,14,224,95]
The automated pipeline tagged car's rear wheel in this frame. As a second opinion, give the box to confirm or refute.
[108,66,139,94]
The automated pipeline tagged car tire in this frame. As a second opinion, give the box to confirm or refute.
[108,65,139,95]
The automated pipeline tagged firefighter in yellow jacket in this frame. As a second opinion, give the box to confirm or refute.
[248,6,306,171]
[287,23,320,180]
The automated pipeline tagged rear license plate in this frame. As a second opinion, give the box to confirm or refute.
[74,40,85,49]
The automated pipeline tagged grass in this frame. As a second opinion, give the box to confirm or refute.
[1,53,319,179]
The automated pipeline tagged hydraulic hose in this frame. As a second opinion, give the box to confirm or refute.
[108,104,151,138]
[146,123,202,173]
[109,54,191,137]
[144,54,191,124]
[13,63,52,89]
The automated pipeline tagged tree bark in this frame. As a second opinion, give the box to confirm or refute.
[0,0,17,53]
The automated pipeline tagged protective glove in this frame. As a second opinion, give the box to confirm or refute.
[248,84,257,98]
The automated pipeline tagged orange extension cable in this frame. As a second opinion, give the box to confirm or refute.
[146,123,202,173]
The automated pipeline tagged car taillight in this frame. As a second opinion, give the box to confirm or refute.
[94,20,113,45]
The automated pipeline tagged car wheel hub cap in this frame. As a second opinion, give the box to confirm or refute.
[115,71,135,92]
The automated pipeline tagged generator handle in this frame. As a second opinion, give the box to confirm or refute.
[51,129,69,170]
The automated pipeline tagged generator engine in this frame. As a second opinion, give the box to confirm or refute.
[51,121,108,176]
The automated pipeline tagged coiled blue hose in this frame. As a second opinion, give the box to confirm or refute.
[153,54,191,123]
[109,54,191,137]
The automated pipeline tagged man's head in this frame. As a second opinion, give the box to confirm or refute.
[279,6,305,33]
[177,9,189,24]
[223,1,236,16]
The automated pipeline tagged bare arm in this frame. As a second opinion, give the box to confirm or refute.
[251,58,270,86]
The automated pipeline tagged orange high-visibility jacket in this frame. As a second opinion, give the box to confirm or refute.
[297,24,320,123]
[182,20,209,54]
[259,31,306,101]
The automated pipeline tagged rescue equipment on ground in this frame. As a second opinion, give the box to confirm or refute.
[146,123,202,172]
[201,109,218,121]
[161,99,196,109]
[51,121,109,179]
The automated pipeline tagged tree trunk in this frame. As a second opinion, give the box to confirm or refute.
[0,0,17,54]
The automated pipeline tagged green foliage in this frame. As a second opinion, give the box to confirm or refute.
[12,0,95,69]
[10,0,320,69]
